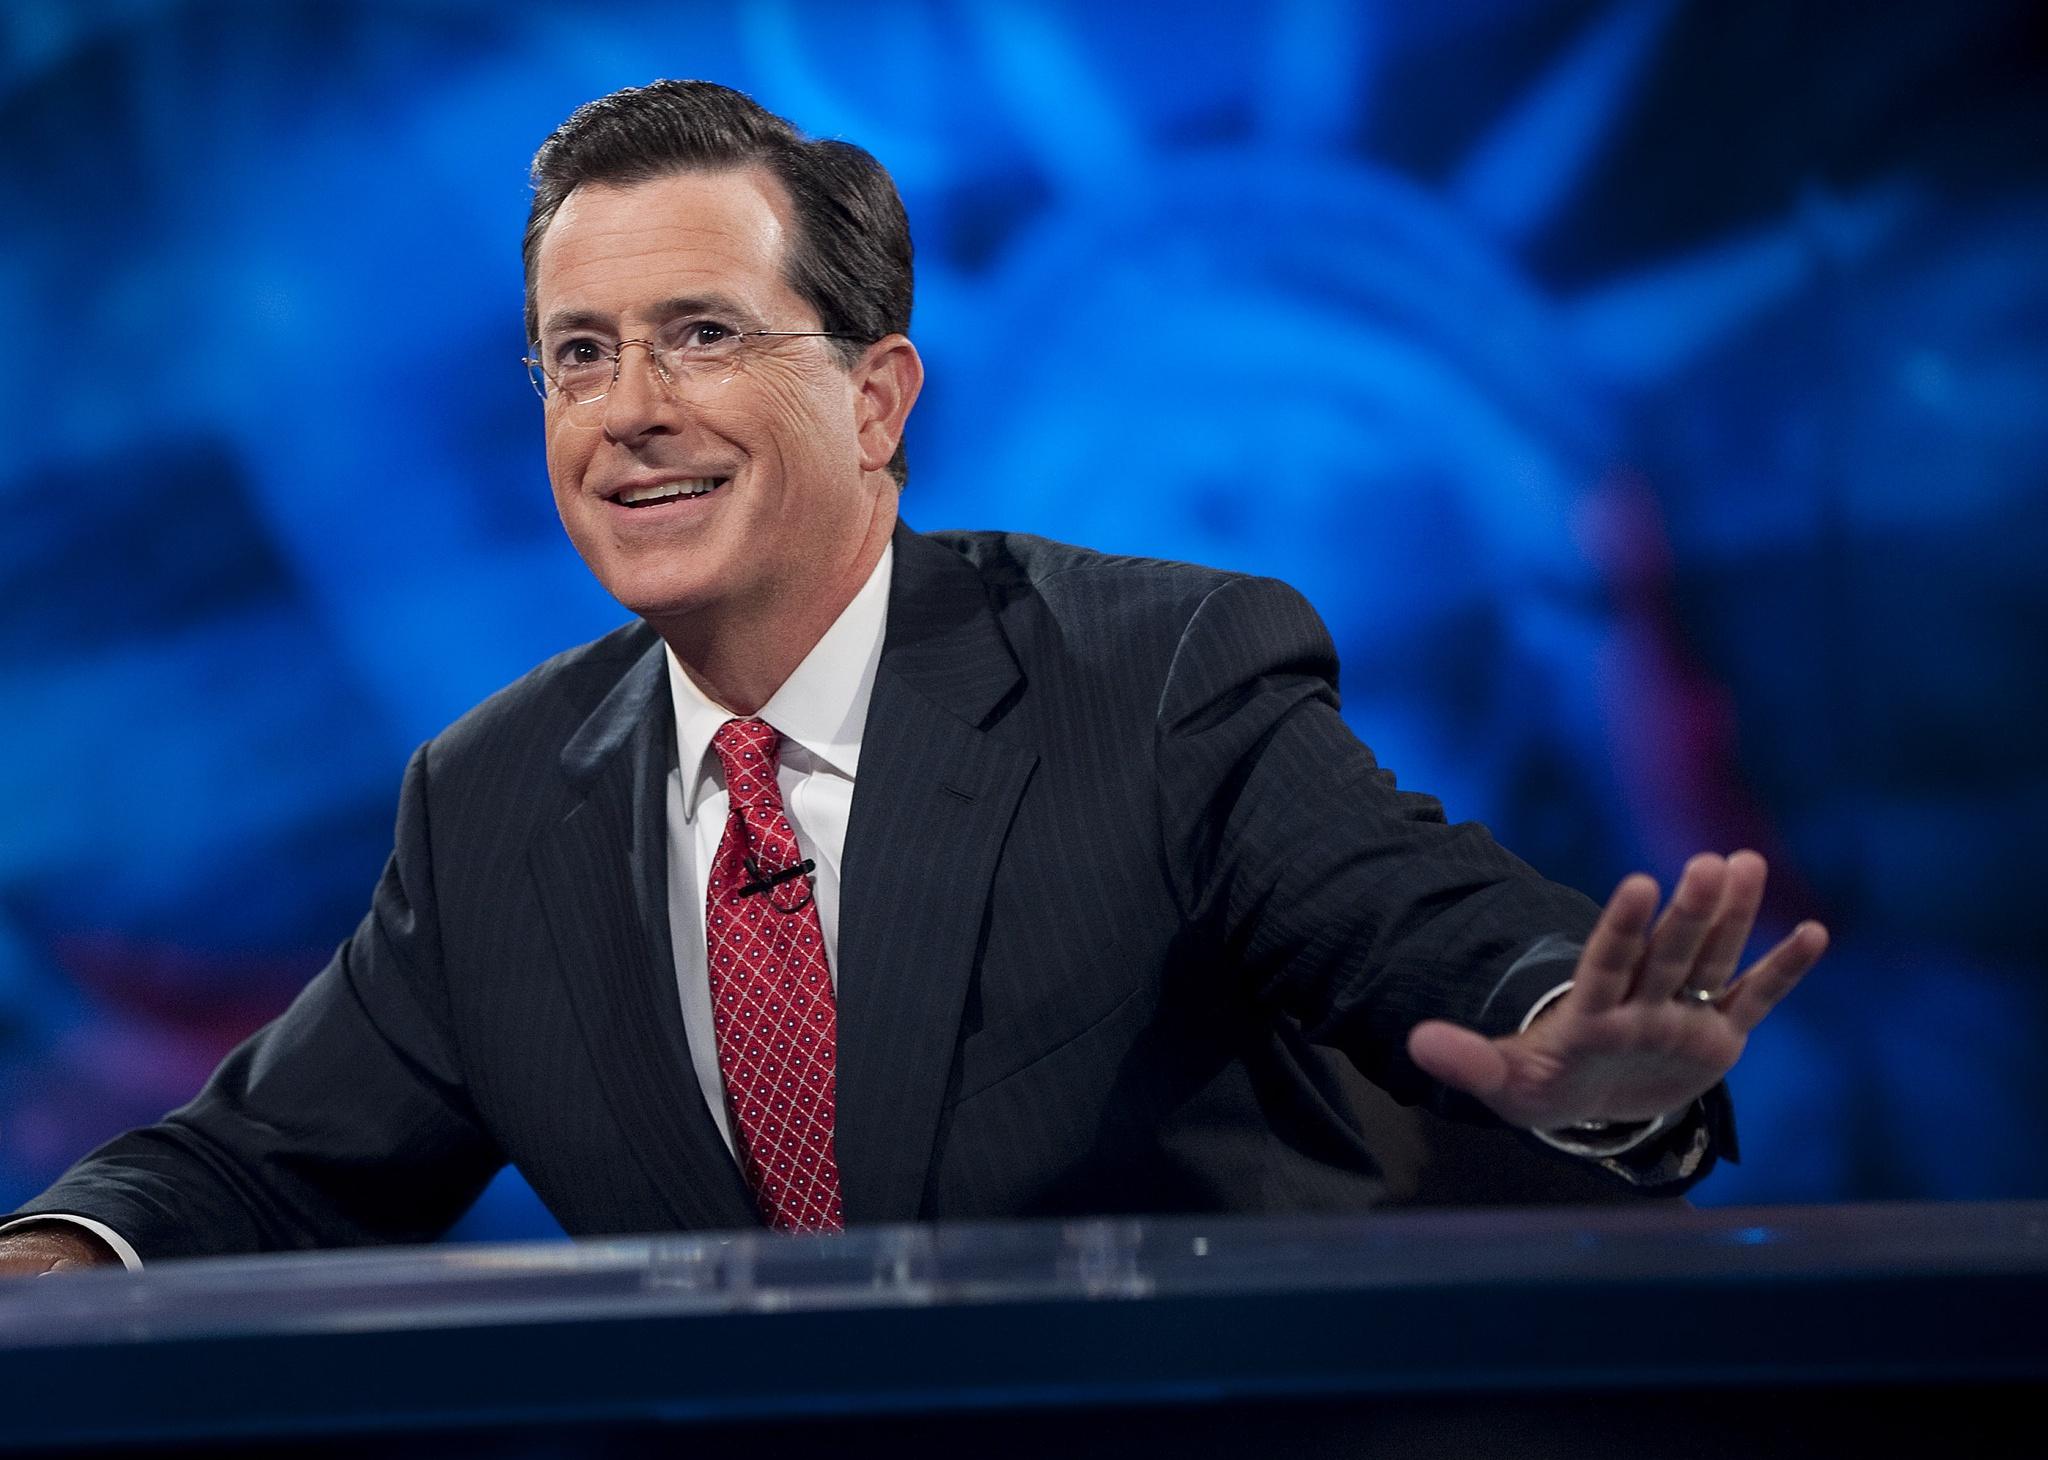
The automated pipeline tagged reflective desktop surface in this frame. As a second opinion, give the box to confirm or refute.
[3,1202,2043,1455]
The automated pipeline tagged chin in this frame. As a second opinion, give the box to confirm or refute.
[604,577,720,627]
[562,525,707,612]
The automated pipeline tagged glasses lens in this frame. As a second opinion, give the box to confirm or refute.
[537,335,794,415]
[562,362,616,403]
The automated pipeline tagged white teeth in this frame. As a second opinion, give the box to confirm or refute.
[617,477,724,505]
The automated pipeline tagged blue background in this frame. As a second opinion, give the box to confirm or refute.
[3,0,2043,1236]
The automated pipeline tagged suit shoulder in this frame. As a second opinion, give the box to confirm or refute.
[921,529,1253,625]
[920,529,1328,650]
[917,529,1334,707]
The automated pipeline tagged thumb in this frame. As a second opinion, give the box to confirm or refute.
[1407,1019,1510,1101]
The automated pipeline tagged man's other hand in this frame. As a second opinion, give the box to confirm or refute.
[0,1223,121,1277]
[1407,850,1827,1131]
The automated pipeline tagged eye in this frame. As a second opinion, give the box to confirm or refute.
[673,319,741,352]
[550,336,610,368]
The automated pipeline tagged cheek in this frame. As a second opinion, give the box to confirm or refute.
[708,364,854,456]
[544,422,589,500]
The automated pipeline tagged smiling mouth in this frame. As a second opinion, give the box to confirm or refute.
[612,476,729,507]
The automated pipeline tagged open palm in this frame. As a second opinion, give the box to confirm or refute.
[1408,851,1827,1131]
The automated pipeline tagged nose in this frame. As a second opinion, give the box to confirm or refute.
[599,339,681,442]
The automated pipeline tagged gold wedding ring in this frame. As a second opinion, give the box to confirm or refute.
[1678,986,1717,1005]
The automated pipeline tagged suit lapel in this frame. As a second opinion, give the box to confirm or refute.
[834,527,1038,1223]
[528,635,758,1232]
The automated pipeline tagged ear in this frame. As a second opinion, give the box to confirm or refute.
[851,335,923,475]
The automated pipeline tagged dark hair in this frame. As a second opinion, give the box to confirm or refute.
[524,80,914,485]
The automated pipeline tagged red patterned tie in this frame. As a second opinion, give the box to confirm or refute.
[704,718,845,1232]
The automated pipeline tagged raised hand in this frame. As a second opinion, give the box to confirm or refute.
[1407,850,1826,1132]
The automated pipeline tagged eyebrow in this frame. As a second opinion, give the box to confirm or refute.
[538,294,758,338]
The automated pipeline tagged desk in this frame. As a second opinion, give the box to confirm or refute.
[3,1202,2042,1456]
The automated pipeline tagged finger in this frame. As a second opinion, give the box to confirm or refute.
[1686,849,1768,996]
[1634,853,1728,1002]
[1720,921,1829,1033]
[1407,1019,1510,1102]
[1571,873,1660,1014]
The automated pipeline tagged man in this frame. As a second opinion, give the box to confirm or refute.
[2,81,1823,1274]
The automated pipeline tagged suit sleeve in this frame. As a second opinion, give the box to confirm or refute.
[8,745,504,1259]
[1152,575,1729,1187]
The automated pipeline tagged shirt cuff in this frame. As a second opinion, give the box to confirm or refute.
[1,1214,143,1271]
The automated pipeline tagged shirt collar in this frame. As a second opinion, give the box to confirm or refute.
[666,542,893,822]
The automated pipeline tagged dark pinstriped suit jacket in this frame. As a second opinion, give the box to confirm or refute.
[22,526,1713,1257]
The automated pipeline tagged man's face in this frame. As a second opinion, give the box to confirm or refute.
[532,167,895,631]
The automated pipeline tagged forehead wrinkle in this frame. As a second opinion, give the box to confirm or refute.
[536,239,801,338]
[533,169,799,328]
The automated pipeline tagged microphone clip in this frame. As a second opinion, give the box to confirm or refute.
[739,856,816,912]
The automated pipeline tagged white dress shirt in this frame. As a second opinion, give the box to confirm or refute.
[663,544,892,1155]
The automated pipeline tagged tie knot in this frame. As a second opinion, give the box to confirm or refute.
[711,718,783,808]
